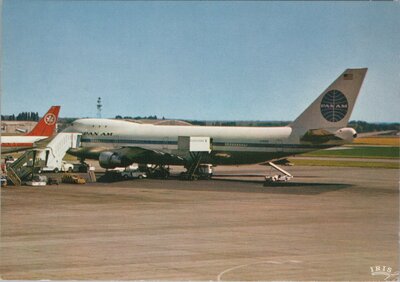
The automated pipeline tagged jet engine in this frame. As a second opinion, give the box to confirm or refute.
[334,127,357,142]
[99,151,130,169]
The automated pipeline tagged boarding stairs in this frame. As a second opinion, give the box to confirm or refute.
[264,162,294,183]
[38,133,81,171]
[7,150,43,186]
[267,162,293,178]
[6,133,82,186]
[7,167,21,186]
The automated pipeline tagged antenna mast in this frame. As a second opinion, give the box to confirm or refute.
[97,97,102,118]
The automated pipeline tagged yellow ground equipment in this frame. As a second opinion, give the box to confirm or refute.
[61,174,86,184]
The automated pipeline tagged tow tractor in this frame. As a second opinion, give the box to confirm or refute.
[26,175,48,186]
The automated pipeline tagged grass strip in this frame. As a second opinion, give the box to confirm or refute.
[302,146,399,159]
[354,137,399,146]
[290,158,399,169]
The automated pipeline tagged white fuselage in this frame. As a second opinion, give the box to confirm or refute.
[0,135,48,154]
[68,119,338,165]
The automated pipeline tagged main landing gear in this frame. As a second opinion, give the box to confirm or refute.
[145,164,170,179]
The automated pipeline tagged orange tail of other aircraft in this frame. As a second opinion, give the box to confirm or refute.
[26,106,60,137]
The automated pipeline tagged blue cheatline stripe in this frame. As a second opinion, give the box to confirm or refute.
[81,138,176,145]
[80,137,332,149]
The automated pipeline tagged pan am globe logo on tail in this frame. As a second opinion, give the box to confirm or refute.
[320,90,349,122]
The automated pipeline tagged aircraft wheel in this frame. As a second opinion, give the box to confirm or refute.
[54,168,59,173]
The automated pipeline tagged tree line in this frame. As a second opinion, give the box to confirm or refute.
[348,120,399,133]
[1,112,40,121]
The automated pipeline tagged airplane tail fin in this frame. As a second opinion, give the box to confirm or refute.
[26,106,60,137]
[290,68,367,132]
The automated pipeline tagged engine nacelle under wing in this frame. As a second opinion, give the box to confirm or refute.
[99,151,131,169]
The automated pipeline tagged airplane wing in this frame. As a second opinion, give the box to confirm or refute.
[117,147,185,165]
[356,130,397,138]
[34,135,57,148]
[69,146,186,167]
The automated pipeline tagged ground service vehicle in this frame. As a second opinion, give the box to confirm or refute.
[42,161,73,173]
[265,174,292,183]
[121,169,147,179]
[26,175,48,186]
[197,164,213,179]
[62,174,86,184]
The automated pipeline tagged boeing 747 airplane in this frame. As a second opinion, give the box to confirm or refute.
[66,68,367,177]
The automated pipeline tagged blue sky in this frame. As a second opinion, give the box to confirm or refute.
[1,1,399,122]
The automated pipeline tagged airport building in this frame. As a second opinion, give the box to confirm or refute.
[1,121,37,134]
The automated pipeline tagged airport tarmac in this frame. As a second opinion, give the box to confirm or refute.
[1,165,398,281]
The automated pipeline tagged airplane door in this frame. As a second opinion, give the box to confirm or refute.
[76,134,82,148]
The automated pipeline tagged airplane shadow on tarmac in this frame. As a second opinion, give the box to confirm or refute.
[212,178,352,195]
[96,174,352,195]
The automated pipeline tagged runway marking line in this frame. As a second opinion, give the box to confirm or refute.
[216,259,302,281]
